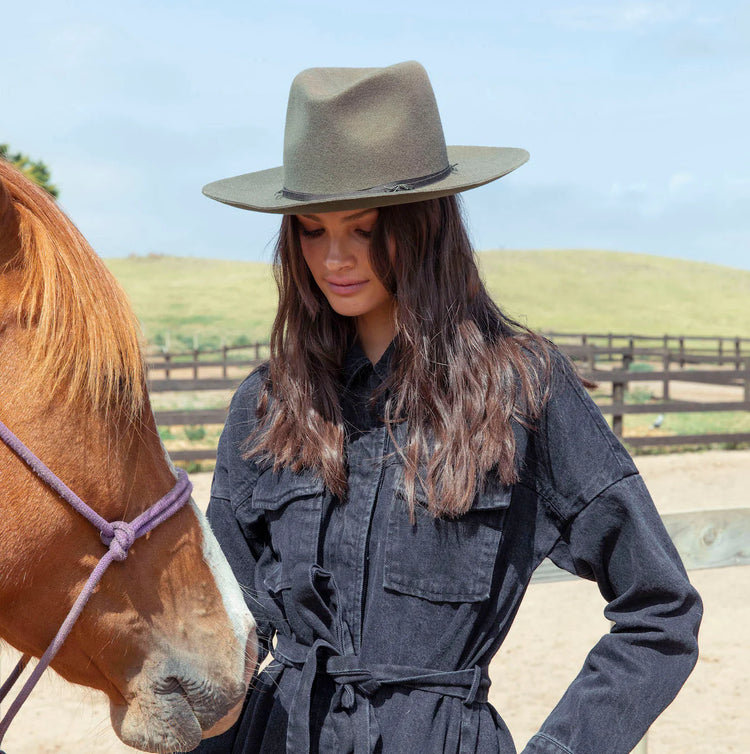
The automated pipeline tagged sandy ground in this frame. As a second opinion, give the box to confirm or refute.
[2,450,748,753]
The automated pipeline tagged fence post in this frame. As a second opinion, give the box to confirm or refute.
[222,342,228,379]
[623,344,634,373]
[255,341,260,360]
[736,337,742,370]
[612,374,624,439]
[191,334,198,380]
[612,347,632,439]
[679,336,685,367]
[745,357,750,404]
[164,350,171,380]
[662,351,670,400]
[612,378,624,438]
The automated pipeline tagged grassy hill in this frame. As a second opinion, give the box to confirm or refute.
[479,250,750,336]
[105,250,750,349]
[105,255,276,349]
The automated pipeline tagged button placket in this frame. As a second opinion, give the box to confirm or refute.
[341,427,389,653]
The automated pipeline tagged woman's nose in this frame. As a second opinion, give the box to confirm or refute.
[323,236,353,269]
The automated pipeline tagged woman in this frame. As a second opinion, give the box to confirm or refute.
[195,61,701,754]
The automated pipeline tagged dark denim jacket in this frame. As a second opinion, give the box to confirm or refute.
[196,339,701,754]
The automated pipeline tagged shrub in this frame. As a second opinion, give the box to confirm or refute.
[184,425,207,441]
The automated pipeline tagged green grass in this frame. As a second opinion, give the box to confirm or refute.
[624,410,750,437]
[476,249,750,337]
[105,254,276,349]
[149,390,233,411]
[628,362,656,373]
[105,250,750,350]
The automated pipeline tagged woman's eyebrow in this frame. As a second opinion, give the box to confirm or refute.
[301,209,377,222]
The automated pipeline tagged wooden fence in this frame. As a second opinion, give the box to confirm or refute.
[542,331,750,366]
[563,349,750,447]
[147,335,750,461]
[147,341,269,383]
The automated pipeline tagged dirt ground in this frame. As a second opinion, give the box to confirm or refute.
[2,450,748,753]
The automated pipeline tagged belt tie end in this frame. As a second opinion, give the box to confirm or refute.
[463,665,484,706]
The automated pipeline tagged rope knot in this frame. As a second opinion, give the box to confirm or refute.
[100,521,136,561]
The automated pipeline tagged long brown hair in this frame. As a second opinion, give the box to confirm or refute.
[245,195,554,517]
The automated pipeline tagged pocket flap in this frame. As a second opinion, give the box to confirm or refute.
[251,465,325,510]
[396,468,512,513]
[472,480,513,511]
[262,561,290,594]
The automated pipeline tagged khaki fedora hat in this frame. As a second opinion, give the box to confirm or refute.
[202,60,529,215]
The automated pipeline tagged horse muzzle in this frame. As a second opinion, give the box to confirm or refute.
[110,627,257,753]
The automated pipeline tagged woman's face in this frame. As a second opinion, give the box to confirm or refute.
[296,208,394,326]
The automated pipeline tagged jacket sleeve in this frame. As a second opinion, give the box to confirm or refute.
[520,352,702,754]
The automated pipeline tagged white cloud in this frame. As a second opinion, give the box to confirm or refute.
[668,172,696,193]
[554,1,688,32]
[464,170,750,270]
[610,181,650,202]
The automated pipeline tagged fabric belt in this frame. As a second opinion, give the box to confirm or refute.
[268,564,490,754]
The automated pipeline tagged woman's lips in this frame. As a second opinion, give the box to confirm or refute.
[326,280,368,295]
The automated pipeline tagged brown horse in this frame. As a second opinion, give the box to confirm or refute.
[0,159,256,752]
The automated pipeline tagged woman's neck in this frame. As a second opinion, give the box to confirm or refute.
[356,303,396,365]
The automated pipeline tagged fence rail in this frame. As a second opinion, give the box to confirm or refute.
[542,330,750,352]
[532,507,750,584]
[148,334,750,460]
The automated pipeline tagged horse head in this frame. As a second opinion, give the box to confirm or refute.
[0,159,256,752]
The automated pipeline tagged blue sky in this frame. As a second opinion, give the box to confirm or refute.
[3,0,749,269]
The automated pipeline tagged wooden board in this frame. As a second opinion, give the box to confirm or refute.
[532,508,750,583]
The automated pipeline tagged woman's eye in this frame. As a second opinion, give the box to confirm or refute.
[356,228,373,238]
[299,227,324,238]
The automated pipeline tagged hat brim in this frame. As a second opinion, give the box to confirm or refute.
[202,146,529,215]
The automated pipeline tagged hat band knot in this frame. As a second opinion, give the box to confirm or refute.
[279,163,457,202]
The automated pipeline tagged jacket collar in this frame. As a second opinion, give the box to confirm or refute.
[342,335,397,389]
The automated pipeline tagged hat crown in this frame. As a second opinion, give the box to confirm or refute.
[282,61,449,196]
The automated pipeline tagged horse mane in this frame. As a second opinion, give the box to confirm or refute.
[0,159,145,417]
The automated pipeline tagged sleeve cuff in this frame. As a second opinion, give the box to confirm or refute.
[521,732,576,754]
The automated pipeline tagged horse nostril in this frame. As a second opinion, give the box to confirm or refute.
[154,677,187,697]
[150,665,245,732]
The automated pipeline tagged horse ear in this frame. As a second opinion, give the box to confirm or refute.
[0,163,22,267]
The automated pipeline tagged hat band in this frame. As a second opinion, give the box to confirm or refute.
[279,163,457,202]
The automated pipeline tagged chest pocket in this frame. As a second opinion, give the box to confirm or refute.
[383,473,512,603]
[251,465,326,569]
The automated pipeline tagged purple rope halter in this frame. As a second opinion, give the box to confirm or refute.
[0,418,193,749]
